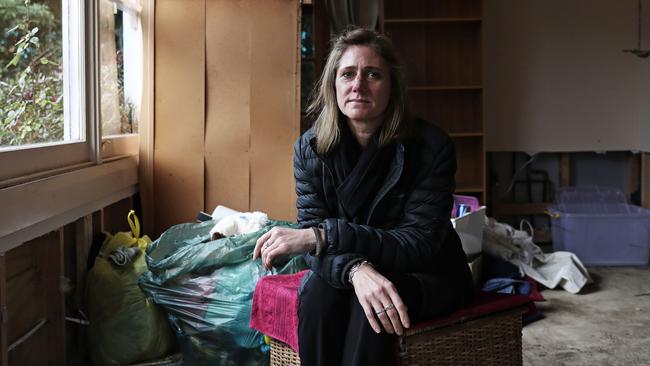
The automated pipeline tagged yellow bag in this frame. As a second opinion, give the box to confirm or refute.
[86,210,176,366]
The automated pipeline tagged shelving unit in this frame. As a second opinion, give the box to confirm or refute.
[384,18,482,24]
[381,0,485,202]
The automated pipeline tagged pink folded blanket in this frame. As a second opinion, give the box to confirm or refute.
[250,270,309,353]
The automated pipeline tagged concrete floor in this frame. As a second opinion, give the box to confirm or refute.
[522,267,650,366]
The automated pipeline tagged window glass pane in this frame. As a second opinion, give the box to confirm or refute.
[300,7,313,59]
[300,4,315,132]
[0,0,65,148]
[99,0,141,137]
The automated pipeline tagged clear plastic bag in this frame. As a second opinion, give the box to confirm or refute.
[139,219,306,366]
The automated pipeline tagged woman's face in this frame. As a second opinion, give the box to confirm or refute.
[335,46,391,126]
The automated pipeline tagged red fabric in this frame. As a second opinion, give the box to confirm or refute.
[250,273,532,354]
[250,270,308,353]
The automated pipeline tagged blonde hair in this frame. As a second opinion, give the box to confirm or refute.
[307,27,408,155]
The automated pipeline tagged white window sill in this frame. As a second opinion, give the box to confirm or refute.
[0,157,138,252]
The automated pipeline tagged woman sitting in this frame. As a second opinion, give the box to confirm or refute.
[253,27,473,366]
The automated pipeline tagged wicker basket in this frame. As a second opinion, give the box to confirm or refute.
[269,306,527,366]
[270,338,302,366]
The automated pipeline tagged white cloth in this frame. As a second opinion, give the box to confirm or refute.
[482,217,592,294]
[209,209,268,237]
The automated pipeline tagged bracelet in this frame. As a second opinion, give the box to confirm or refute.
[311,226,322,256]
[348,260,373,284]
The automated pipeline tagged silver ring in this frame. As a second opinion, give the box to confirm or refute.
[384,303,395,312]
[374,309,386,315]
[264,241,270,248]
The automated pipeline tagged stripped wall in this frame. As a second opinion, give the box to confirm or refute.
[154,0,300,235]
[485,0,650,152]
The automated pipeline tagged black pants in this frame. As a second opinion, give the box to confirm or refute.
[297,273,426,366]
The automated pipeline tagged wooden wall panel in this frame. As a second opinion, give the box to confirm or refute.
[155,0,300,231]
[36,230,65,365]
[203,0,299,221]
[6,268,42,347]
[0,193,136,365]
[249,0,300,220]
[5,231,64,366]
[101,197,134,234]
[205,0,252,214]
[3,245,34,281]
[154,0,206,235]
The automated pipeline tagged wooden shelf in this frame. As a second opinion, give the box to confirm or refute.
[449,132,483,137]
[388,23,481,86]
[408,85,482,91]
[413,93,482,134]
[384,17,481,24]
[384,0,484,203]
[383,0,482,19]
[453,137,484,192]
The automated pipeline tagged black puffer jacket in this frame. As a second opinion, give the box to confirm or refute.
[294,119,473,311]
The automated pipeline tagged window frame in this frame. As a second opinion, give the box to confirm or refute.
[0,0,140,188]
[0,0,151,251]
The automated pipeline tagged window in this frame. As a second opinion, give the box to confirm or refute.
[99,0,142,137]
[0,0,144,185]
[300,2,315,133]
[0,0,68,148]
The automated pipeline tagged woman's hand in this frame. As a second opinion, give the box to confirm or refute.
[253,227,318,269]
[351,264,410,336]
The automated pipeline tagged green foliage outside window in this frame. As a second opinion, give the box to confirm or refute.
[0,0,63,147]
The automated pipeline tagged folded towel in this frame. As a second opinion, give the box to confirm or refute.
[250,270,308,353]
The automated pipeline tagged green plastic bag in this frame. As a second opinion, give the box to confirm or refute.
[139,219,307,366]
[86,211,176,366]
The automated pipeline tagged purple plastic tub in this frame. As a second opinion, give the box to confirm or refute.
[549,186,650,266]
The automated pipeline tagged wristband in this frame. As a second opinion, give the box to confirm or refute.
[311,226,322,256]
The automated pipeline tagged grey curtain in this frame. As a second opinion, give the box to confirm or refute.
[325,0,379,34]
